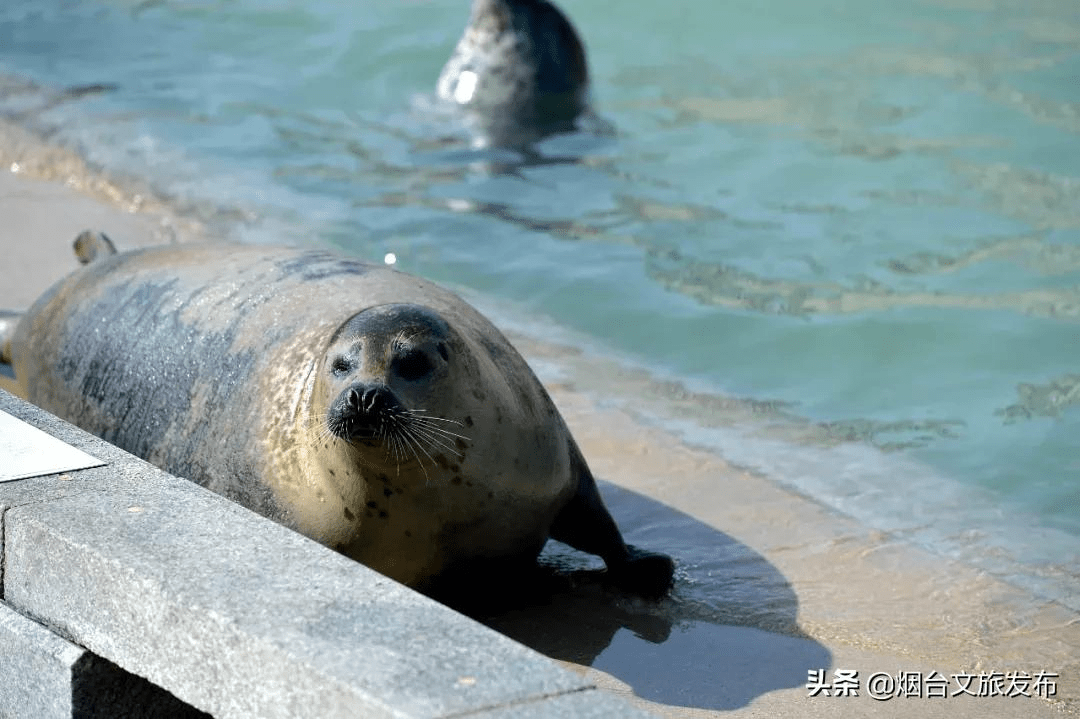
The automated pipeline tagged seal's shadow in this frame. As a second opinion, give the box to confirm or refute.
[439,481,831,712]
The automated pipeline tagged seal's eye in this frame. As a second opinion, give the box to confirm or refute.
[331,357,352,376]
[396,350,433,381]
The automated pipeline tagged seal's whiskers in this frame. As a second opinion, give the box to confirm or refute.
[393,421,432,483]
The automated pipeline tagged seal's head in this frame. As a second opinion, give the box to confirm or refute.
[437,0,590,147]
[320,303,464,468]
[307,301,566,586]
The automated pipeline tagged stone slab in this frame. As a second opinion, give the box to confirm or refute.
[0,600,207,719]
[0,389,651,718]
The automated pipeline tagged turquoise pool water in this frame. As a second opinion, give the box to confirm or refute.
[1,0,1077,607]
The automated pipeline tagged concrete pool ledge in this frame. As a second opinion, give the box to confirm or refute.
[0,389,653,718]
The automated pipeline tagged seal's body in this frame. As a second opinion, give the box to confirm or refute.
[437,0,590,147]
[4,238,673,596]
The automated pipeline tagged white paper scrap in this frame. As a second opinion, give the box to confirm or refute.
[0,410,105,482]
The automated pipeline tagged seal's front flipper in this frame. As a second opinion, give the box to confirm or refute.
[0,310,22,366]
[611,545,677,599]
[73,230,117,265]
[548,440,675,599]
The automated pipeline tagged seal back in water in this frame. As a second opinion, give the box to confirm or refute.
[437,0,590,147]
[3,236,673,597]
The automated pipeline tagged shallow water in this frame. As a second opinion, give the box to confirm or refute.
[1,0,1077,630]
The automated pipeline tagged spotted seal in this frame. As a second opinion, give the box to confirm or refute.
[437,0,591,147]
[1,233,673,597]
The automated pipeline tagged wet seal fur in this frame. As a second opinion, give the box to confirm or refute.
[2,233,674,597]
[437,0,590,147]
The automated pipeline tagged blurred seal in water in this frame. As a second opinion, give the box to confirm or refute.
[437,0,591,147]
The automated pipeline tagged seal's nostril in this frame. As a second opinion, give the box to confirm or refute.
[362,387,378,413]
[329,385,398,441]
[347,385,392,417]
